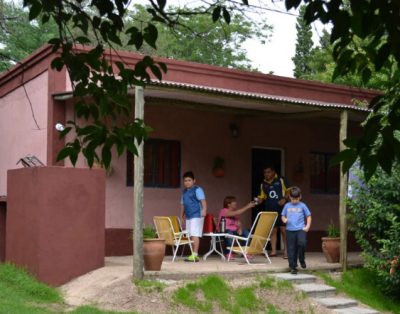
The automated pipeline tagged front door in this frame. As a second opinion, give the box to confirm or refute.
[251,147,283,222]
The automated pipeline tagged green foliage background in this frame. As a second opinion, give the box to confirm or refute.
[348,166,400,298]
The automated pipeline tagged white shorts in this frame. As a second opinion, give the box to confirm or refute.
[186,217,204,237]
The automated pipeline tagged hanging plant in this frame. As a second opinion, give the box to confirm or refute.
[213,156,225,178]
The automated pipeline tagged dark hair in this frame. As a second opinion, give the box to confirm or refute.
[289,186,301,198]
[183,171,195,180]
[223,196,236,208]
[263,164,276,171]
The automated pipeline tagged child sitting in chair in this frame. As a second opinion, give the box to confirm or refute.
[217,196,255,259]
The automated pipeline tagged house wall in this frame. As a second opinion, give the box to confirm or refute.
[0,71,49,195]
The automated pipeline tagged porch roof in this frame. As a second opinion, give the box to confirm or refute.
[54,79,371,121]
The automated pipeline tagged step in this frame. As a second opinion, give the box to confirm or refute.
[333,306,379,314]
[295,283,336,298]
[314,297,358,309]
[273,273,317,284]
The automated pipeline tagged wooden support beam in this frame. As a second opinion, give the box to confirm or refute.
[339,110,348,271]
[133,86,144,279]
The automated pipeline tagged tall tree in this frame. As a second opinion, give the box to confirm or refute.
[292,5,313,78]
[302,29,389,91]
[124,5,271,70]
[0,1,58,72]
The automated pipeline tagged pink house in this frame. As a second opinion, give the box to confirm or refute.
[0,45,377,256]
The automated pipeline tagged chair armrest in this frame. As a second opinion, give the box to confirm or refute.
[223,234,248,241]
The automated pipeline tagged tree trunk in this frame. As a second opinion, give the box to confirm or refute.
[339,110,348,271]
[133,86,144,279]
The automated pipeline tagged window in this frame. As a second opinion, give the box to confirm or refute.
[127,139,181,188]
[310,152,339,194]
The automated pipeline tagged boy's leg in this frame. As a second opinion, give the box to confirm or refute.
[186,217,204,261]
[298,230,307,268]
[286,230,297,270]
[192,236,200,254]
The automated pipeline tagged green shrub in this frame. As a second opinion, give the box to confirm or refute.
[348,166,400,298]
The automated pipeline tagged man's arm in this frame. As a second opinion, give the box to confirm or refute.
[257,183,266,203]
[201,199,207,217]
[303,216,312,232]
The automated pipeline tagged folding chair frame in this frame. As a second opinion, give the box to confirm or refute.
[225,212,278,264]
[153,216,194,262]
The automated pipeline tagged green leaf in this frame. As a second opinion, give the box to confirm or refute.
[285,0,302,10]
[28,2,42,21]
[330,148,357,170]
[222,7,231,24]
[101,145,112,169]
[143,24,158,49]
[150,65,162,81]
[212,6,221,23]
[56,147,73,162]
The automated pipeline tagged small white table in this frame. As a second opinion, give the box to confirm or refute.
[203,233,226,260]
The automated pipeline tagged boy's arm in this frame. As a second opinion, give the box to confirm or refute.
[181,204,185,221]
[303,216,312,232]
[281,215,288,224]
[201,199,207,217]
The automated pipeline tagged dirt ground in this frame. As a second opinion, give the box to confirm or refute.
[62,274,332,314]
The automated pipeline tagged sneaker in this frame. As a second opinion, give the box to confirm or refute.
[301,262,306,269]
[290,268,298,275]
[185,254,200,262]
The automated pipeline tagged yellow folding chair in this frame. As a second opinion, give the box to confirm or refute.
[225,212,278,264]
[153,216,194,262]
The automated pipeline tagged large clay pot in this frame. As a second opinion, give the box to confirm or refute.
[321,237,340,263]
[143,239,166,271]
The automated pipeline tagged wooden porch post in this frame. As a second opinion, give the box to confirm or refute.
[133,86,144,279]
[339,110,348,271]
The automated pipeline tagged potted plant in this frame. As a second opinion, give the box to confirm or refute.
[321,221,340,263]
[212,156,225,178]
[142,224,166,271]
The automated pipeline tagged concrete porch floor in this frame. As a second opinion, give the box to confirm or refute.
[111,252,363,280]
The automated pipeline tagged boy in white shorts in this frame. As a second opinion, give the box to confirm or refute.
[181,171,207,262]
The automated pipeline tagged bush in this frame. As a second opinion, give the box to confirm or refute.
[348,166,400,298]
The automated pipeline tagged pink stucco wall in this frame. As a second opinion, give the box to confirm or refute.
[83,102,345,232]
[0,71,48,195]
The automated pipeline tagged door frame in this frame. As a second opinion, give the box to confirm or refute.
[251,146,286,176]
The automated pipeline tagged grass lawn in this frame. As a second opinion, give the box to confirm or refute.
[0,263,136,314]
[318,268,400,314]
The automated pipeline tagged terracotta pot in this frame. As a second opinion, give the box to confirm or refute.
[321,237,340,263]
[143,238,166,271]
[213,168,225,178]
